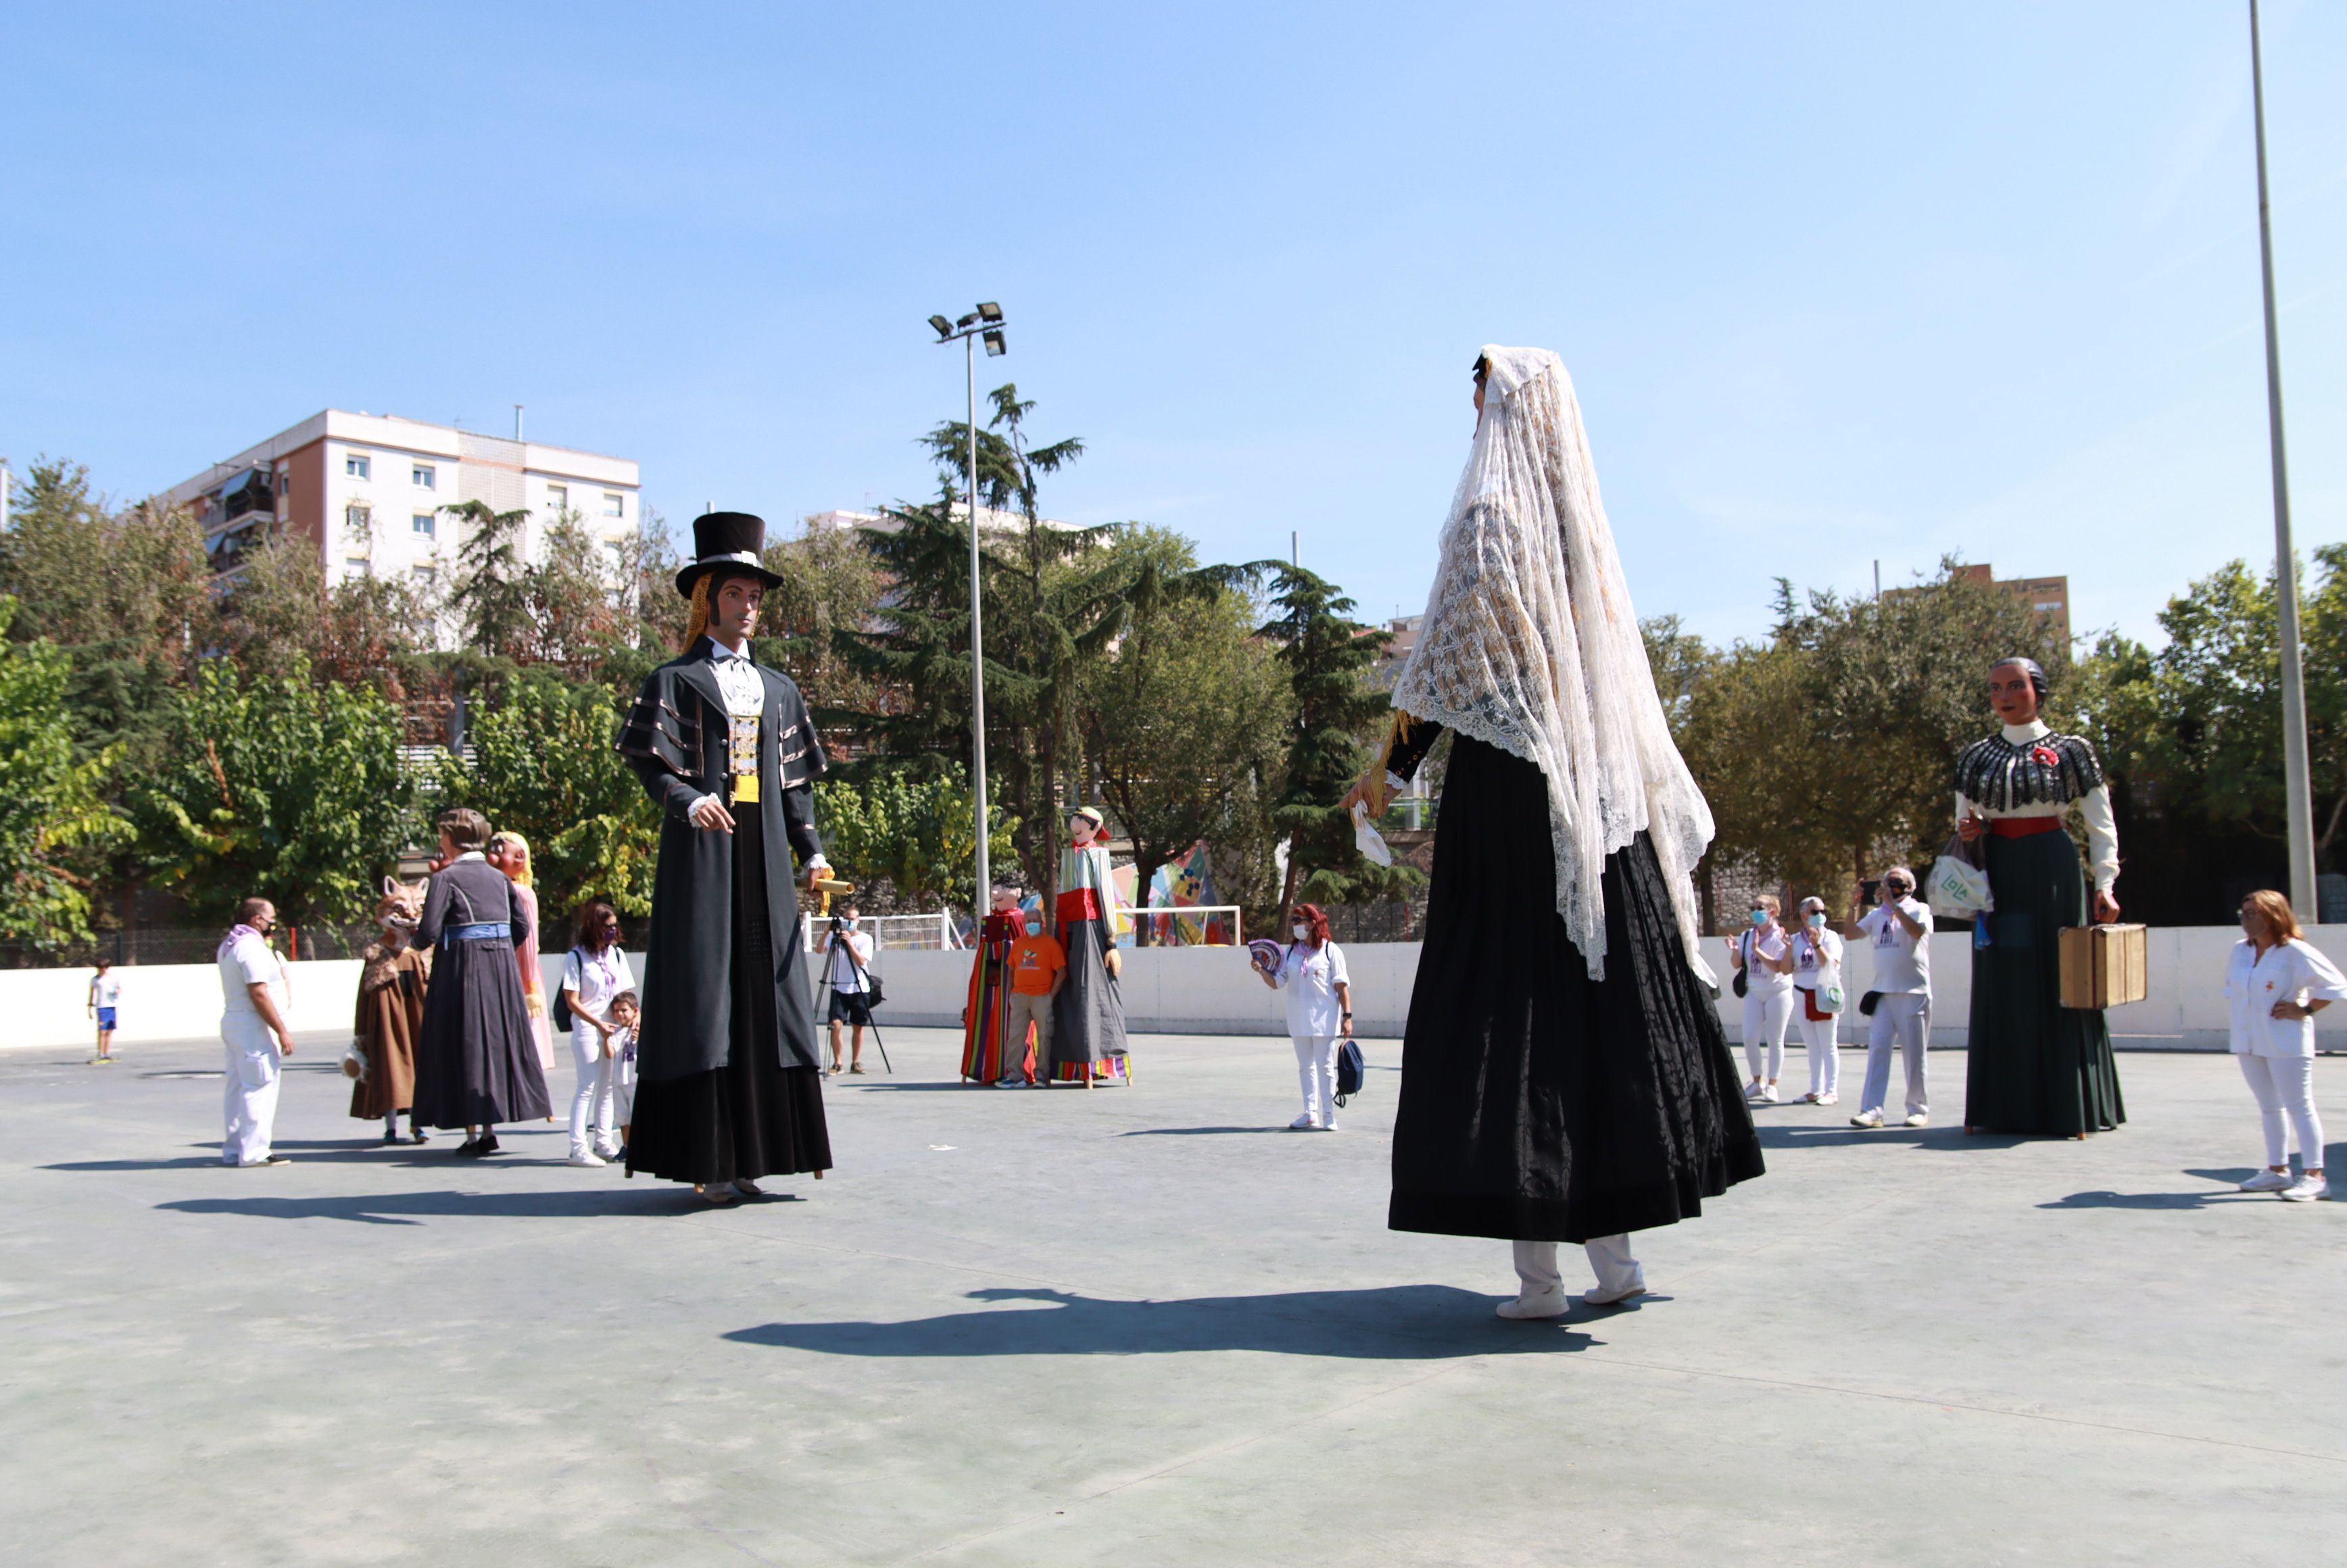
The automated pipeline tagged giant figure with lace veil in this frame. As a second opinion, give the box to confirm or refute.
[614,511,834,1204]
[1348,347,1762,1319]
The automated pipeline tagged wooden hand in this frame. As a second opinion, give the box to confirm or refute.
[2092,890,2120,925]
[1340,767,1395,820]
[1957,812,1987,843]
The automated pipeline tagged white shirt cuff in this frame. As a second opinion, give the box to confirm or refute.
[687,792,719,820]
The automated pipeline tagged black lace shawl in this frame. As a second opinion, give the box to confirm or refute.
[1954,731,2104,810]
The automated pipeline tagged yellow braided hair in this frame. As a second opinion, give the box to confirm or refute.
[681,573,712,654]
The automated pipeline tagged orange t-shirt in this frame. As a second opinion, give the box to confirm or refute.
[1009,933,1066,996]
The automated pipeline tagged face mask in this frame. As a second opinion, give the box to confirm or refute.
[1292,924,1309,939]
[1025,921,1042,937]
[1806,912,1826,929]
[1749,909,1770,928]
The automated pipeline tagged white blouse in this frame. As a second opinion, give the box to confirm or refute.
[1954,719,2119,892]
[2224,937,2347,1058]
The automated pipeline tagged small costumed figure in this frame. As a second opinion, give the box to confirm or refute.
[961,884,1029,1085]
[1955,656,2126,1137]
[1048,806,1130,1086]
[347,876,432,1145]
[614,512,833,1203]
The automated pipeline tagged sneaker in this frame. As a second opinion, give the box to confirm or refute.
[475,1133,502,1157]
[1849,1108,1885,1129]
[1288,1114,1320,1131]
[1496,1287,1570,1320]
[1320,1120,1340,1133]
[90,1054,116,1065]
[410,1127,429,1145]
[235,1154,291,1167]
[2239,1169,2294,1193]
[1814,1094,1839,1106]
[1744,1080,1766,1100]
[1760,1084,1781,1104]
[2280,1175,2329,1202]
[1902,1112,1929,1128]
[592,1142,623,1162]
[567,1150,606,1167]
[1584,1280,1647,1308]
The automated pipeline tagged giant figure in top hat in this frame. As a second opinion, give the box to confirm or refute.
[616,511,834,1202]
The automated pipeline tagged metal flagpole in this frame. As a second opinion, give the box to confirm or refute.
[2250,0,2317,914]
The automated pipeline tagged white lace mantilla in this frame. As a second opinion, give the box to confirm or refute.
[1391,346,1716,981]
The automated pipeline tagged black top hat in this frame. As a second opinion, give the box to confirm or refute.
[675,511,787,597]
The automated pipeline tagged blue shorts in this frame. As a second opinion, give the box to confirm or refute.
[97,1008,118,1029]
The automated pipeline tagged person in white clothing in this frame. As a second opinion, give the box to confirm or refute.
[1851,868,1931,1129]
[88,958,122,1064]
[1789,897,1843,1104]
[824,904,877,1075]
[560,900,637,1167]
[2227,890,2343,1202]
[218,898,295,1167]
[1255,902,1354,1130]
[1727,894,1795,1102]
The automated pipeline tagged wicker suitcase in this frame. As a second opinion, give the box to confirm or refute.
[2058,923,2148,1009]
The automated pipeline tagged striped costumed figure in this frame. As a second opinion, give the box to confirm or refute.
[1049,807,1131,1085]
[961,886,1027,1084]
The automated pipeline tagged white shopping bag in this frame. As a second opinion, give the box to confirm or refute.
[1926,843,1994,921]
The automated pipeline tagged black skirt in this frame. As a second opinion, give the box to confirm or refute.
[1964,827,2126,1135]
[627,808,832,1185]
[1389,736,1763,1244]
[411,936,550,1130]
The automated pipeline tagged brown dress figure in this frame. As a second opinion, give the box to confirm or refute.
[348,877,433,1145]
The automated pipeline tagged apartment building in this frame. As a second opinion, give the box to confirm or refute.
[164,410,641,591]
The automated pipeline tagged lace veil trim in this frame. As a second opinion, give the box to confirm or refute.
[1390,347,1716,981]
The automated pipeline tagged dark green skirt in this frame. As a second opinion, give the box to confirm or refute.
[1963,829,2125,1135]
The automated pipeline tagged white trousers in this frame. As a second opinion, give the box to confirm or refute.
[1862,992,1930,1116]
[569,1027,621,1156]
[220,1016,282,1166]
[1513,1236,1643,1298]
[1797,1007,1840,1097]
[1292,1035,1340,1126]
[1741,984,1793,1081]
[2239,1052,2325,1169]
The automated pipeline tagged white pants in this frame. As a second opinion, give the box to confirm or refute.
[1292,1035,1340,1127]
[221,1016,282,1166]
[1862,992,1929,1116]
[569,1027,621,1156]
[1513,1236,1643,1298]
[1741,983,1794,1081]
[1796,1006,1840,1097]
[2239,1052,2325,1169]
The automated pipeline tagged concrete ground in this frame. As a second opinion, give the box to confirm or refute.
[3,1028,2341,1567]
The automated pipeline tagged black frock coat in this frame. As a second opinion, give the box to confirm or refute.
[616,642,827,1080]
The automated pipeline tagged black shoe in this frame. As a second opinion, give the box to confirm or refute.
[475,1133,502,1156]
[381,1134,402,1146]
[454,1137,485,1157]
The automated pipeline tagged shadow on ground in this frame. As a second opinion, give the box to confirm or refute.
[147,1187,799,1225]
[2043,1164,2338,1210]
[725,1284,1602,1360]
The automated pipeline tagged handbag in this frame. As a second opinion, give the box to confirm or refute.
[1334,1039,1367,1106]
[1731,932,1749,999]
[1858,989,1882,1017]
[1926,833,1995,921]
[839,930,886,1008]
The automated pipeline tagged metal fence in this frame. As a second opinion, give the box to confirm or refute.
[800,912,960,954]
[0,923,387,971]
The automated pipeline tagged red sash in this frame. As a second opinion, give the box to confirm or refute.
[1057,887,1102,925]
[1989,816,2064,839]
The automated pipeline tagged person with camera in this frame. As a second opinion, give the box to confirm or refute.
[825,904,877,1075]
[1849,867,1932,1129]
[1789,896,1845,1104]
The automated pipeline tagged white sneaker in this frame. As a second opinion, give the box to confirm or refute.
[1496,1287,1570,1320]
[1902,1112,1929,1128]
[1584,1280,1647,1307]
[1319,1120,1340,1133]
[1814,1093,1839,1106]
[1760,1084,1781,1104]
[567,1150,606,1167]
[2238,1169,2294,1193]
[2280,1175,2329,1202]
[593,1143,623,1162]
[1744,1080,1766,1100]
[1849,1108,1885,1129]
[1288,1114,1320,1131]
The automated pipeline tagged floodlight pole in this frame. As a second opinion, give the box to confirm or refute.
[2250,0,2317,914]
[931,307,1007,921]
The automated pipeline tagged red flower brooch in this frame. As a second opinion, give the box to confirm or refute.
[2031,745,2060,768]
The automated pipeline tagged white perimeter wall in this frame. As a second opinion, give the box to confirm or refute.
[7,929,2342,1052]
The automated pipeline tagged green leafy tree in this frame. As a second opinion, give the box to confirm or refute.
[435,675,662,919]
[0,597,128,946]
[132,658,416,927]
[442,499,535,660]
[1259,566,1417,912]
[814,763,1019,909]
[1083,566,1293,937]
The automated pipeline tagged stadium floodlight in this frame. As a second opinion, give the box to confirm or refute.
[983,328,1006,358]
[976,301,1002,322]
[928,314,954,339]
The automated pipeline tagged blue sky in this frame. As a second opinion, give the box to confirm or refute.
[4,1,2342,652]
